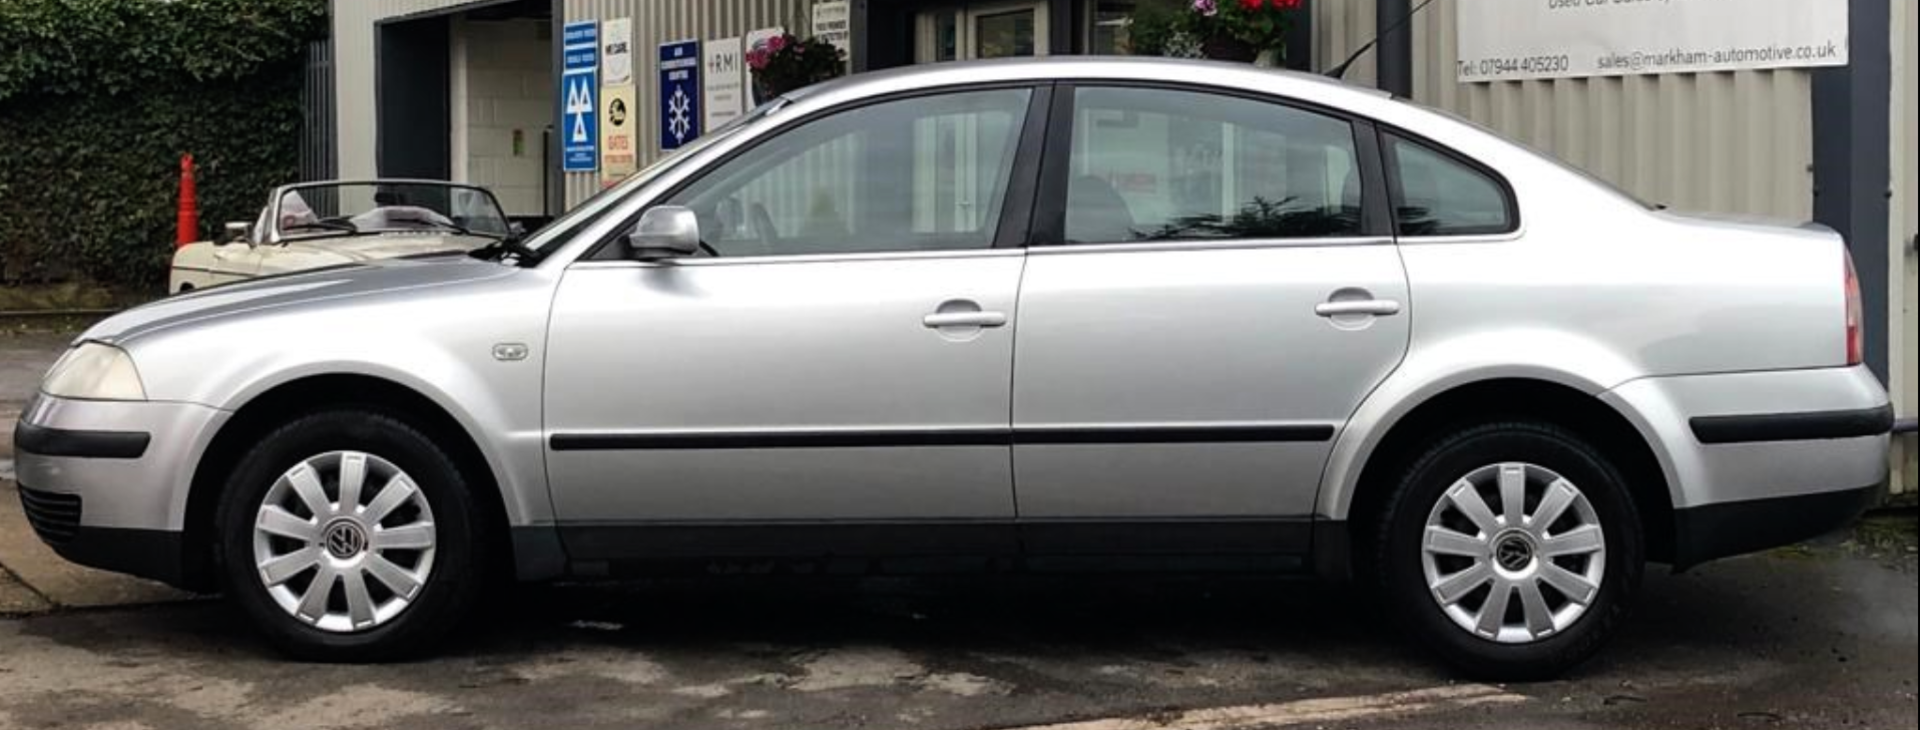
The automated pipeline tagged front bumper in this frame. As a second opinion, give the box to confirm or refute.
[11,394,229,587]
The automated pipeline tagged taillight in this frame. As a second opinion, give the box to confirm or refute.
[1844,254,1864,366]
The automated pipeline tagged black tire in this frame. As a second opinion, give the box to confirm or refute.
[214,409,491,662]
[1372,420,1644,681]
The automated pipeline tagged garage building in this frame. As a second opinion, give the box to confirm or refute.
[318,0,1915,494]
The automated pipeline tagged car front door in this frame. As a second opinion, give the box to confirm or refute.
[544,86,1046,561]
[1011,84,1408,556]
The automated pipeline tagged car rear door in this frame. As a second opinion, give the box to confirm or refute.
[1010,83,1408,557]
[542,85,1049,561]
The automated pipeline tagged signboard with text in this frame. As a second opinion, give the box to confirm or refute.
[704,37,746,132]
[602,17,633,85]
[600,84,637,185]
[561,20,599,172]
[1457,0,1847,82]
[658,39,702,150]
[812,1,851,63]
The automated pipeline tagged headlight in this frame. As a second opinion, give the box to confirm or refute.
[42,342,147,401]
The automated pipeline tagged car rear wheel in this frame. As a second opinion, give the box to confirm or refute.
[1373,421,1644,680]
[215,410,488,661]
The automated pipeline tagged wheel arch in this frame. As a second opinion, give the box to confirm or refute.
[1323,376,1678,577]
[178,372,514,592]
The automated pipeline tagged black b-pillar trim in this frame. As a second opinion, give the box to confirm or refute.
[1812,0,1892,384]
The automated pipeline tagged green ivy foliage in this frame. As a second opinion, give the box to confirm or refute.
[0,0,325,290]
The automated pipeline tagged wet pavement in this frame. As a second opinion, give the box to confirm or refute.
[1,527,1914,730]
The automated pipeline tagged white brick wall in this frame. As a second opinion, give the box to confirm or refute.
[450,18,552,216]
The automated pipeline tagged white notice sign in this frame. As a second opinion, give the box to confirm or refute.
[602,17,633,85]
[704,37,746,131]
[1456,0,1847,82]
[812,1,851,61]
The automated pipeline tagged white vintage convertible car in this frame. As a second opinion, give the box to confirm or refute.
[170,180,515,293]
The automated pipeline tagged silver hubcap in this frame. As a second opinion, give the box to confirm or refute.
[1421,462,1606,644]
[251,451,436,633]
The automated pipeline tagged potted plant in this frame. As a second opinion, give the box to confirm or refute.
[747,33,847,102]
[1130,0,1303,66]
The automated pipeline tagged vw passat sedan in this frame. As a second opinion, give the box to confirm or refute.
[13,59,1892,678]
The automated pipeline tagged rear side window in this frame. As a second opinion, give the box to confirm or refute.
[1385,134,1515,236]
[1061,86,1365,244]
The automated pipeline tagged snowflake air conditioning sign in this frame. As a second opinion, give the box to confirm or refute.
[658,39,702,151]
[561,21,599,172]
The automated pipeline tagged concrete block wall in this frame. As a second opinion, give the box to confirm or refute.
[450,18,553,216]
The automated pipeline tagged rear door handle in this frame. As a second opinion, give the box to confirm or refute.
[1315,300,1402,317]
[923,311,1008,328]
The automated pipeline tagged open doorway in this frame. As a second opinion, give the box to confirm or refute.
[374,0,553,225]
[449,1,553,221]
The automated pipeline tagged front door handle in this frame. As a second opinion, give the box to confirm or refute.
[1315,300,1402,317]
[923,311,1008,328]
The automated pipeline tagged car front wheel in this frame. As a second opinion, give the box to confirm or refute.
[215,410,488,661]
[1374,421,1645,680]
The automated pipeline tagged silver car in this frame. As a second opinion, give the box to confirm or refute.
[12,58,1892,678]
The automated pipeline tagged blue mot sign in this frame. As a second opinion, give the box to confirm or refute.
[561,21,599,172]
[658,39,702,151]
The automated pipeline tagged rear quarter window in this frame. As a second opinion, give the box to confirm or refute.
[1384,133,1516,237]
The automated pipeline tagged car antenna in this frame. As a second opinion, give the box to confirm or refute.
[1326,0,1439,81]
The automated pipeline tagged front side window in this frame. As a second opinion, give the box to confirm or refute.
[1062,86,1364,244]
[1386,134,1515,236]
[663,88,1033,257]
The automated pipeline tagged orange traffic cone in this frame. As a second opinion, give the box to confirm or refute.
[176,154,198,248]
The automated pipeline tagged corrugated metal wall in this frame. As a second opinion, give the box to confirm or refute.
[1893,0,1918,494]
[561,0,815,206]
[1405,1,1812,219]
[1311,0,1376,88]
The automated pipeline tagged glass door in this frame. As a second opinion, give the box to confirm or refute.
[917,2,1050,63]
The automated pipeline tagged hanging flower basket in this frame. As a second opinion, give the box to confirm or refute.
[1132,0,1302,66]
[748,33,847,101]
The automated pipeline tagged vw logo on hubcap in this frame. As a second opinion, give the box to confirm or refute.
[323,519,368,559]
[1495,535,1534,571]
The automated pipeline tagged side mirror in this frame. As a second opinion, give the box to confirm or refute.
[624,206,701,261]
[217,222,250,246]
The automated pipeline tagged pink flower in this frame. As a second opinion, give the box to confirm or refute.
[768,34,789,52]
[1238,0,1264,10]
[1192,0,1217,15]
[746,48,769,69]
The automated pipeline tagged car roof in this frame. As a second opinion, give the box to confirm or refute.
[786,56,1392,108]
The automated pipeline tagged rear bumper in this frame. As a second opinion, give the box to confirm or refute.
[1670,484,1879,569]
[1603,365,1891,568]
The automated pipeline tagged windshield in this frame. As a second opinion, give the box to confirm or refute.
[517,100,780,254]
[272,182,511,240]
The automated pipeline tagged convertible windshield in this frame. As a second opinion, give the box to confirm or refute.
[271,182,511,240]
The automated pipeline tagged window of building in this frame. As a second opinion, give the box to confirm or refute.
[1385,134,1516,236]
[664,88,1033,257]
[917,2,1050,62]
[1063,85,1364,244]
[1085,0,1182,55]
